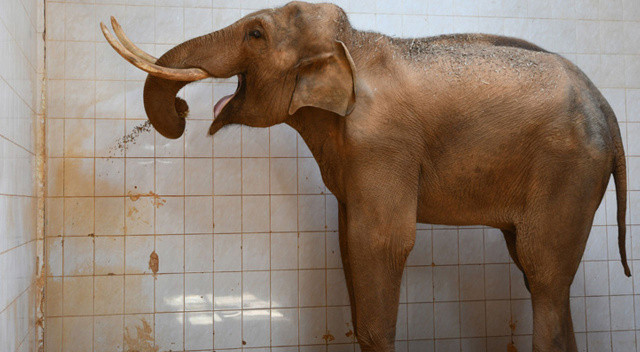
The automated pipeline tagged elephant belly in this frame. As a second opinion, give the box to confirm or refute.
[414,150,533,230]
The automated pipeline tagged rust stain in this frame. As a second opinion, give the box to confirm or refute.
[507,342,518,352]
[322,332,335,342]
[124,319,158,352]
[128,191,166,208]
[149,251,159,276]
[150,192,166,208]
[345,329,354,338]
[509,319,517,332]
[127,206,139,217]
[35,260,46,339]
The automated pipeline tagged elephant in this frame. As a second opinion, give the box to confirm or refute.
[101,2,630,351]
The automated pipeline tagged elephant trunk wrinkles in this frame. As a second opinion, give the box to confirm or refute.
[143,25,240,139]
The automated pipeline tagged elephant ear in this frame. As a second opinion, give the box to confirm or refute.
[288,40,357,116]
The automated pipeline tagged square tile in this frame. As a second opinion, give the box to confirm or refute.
[243,271,270,309]
[62,317,93,352]
[214,234,241,271]
[214,272,241,309]
[124,275,154,313]
[185,273,213,311]
[243,233,270,270]
[94,315,124,352]
[94,275,124,314]
[155,274,184,312]
[184,312,215,350]
[242,158,269,194]
[185,234,213,272]
[155,312,184,352]
[213,310,240,349]
[243,309,270,347]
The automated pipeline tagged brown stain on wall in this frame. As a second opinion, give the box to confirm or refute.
[322,332,335,342]
[124,319,158,352]
[127,207,139,217]
[128,191,166,208]
[149,251,159,276]
[508,319,518,351]
[35,261,46,332]
[36,62,47,351]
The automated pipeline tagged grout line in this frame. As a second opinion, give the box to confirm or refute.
[151,2,158,349]
[605,180,613,351]
[211,78,217,351]
[268,125,273,351]
[0,133,38,156]
[432,226,436,350]
[296,129,301,347]
[623,63,638,350]
[120,8,128,347]
[239,125,244,350]
[59,4,67,347]
[92,0,97,343]
[483,228,488,351]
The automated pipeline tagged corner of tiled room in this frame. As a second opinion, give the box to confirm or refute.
[1,0,640,351]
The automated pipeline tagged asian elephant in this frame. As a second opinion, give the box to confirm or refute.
[101,2,630,351]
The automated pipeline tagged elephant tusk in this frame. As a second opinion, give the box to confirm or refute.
[100,21,209,81]
[110,16,158,63]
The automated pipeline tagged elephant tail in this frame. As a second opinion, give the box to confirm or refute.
[612,134,631,277]
[605,99,631,277]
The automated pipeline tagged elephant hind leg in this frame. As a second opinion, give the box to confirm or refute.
[502,229,531,292]
[515,218,591,352]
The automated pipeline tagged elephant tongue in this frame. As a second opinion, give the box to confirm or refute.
[214,94,234,118]
[213,74,243,118]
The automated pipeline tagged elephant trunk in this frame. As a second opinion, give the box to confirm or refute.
[143,25,243,139]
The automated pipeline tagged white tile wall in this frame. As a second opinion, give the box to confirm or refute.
[43,0,640,351]
[0,0,42,350]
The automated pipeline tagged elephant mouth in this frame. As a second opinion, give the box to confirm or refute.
[214,73,244,118]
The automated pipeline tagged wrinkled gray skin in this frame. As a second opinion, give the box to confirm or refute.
[138,2,630,351]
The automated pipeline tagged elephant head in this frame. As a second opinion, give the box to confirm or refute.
[101,1,357,139]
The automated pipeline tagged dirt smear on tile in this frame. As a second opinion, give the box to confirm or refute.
[35,260,46,347]
[149,251,159,277]
[508,319,518,351]
[128,191,166,208]
[124,319,158,352]
[322,332,335,342]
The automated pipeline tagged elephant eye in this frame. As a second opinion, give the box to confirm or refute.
[249,29,262,39]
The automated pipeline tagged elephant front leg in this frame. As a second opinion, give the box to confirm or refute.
[338,203,358,333]
[344,200,416,352]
